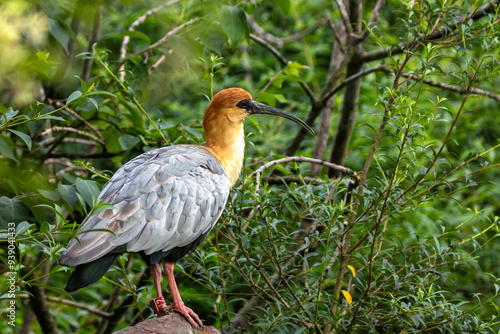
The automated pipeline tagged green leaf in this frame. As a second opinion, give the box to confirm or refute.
[39,221,51,233]
[272,0,290,14]
[182,125,203,139]
[21,197,47,224]
[38,189,61,202]
[273,75,302,88]
[1,107,19,124]
[15,221,34,236]
[256,92,278,106]
[92,203,114,216]
[77,76,87,94]
[38,114,66,122]
[88,90,117,98]
[0,137,17,162]
[8,129,32,150]
[121,30,151,43]
[198,24,225,53]
[0,197,30,225]
[58,182,78,208]
[78,228,117,237]
[67,91,83,105]
[75,178,101,209]
[219,6,249,46]
[119,135,140,150]
[29,51,56,79]
[88,97,99,110]
[48,18,70,53]
[242,2,256,14]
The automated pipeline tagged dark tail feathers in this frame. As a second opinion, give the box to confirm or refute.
[65,253,120,292]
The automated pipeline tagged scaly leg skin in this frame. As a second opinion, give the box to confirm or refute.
[162,261,203,328]
[150,263,169,317]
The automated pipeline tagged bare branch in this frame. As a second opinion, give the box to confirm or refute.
[133,18,200,55]
[38,137,99,148]
[24,255,59,334]
[39,126,105,145]
[247,15,327,47]
[81,5,102,81]
[18,294,113,318]
[148,54,167,75]
[264,175,337,185]
[380,67,500,101]
[360,0,386,40]
[361,0,499,62]
[249,156,357,195]
[311,99,334,176]
[118,0,182,81]
[322,64,387,103]
[250,34,317,104]
[47,99,104,142]
[256,66,288,97]
[334,0,353,35]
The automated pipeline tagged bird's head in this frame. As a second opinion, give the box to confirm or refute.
[202,88,315,135]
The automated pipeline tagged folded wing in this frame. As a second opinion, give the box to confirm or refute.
[59,145,230,267]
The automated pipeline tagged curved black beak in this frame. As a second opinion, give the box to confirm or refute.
[240,100,315,136]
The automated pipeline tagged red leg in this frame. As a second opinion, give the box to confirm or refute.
[162,261,203,327]
[150,263,168,317]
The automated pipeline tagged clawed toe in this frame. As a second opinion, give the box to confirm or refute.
[173,305,203,328]
[157,307,169,317]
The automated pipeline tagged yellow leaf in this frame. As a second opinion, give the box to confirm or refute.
[347,265,356,277]
[341,290,353,305]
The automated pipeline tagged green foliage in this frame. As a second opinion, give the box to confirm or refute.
[1,0,500,333]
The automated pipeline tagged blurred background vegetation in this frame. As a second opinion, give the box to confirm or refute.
[1,0,500,333]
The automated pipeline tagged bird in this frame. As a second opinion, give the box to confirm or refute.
[58,88,314,327]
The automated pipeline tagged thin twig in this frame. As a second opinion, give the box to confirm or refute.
[322,64,387,103]
[257,66,288,97]
[81,5,102,81]
[263,175,336,185]
[250,34,317,104]
[334,0,353,35]
[360,0,386,40]
[17,294,113,318]
[380,67,500,101]
[39,126,104,145]
[247,15,327,47]
[118,0,181,81]
[133,18,200,55]
[249,156,357,195]
[361,0,498,62]
[94,52,169,144]
[47,99,104,143]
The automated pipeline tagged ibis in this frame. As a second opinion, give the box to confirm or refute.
[59,88,314,327]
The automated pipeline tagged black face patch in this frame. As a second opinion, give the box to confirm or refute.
[236,99,253,111]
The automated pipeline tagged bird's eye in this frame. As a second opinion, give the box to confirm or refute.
[237,99,250,110]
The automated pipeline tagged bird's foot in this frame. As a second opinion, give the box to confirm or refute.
[165,301,203,328]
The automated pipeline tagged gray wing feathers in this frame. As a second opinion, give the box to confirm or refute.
[60,145,230,266]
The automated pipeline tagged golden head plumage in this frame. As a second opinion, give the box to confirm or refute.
[202,88,314,186]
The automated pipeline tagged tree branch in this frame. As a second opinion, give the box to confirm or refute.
[81,4,102,81]
[118,0,182,81]
[380,67,500,101]
[334,0,353,35]
[24,254,59,334]
[247,15,327,47]
[322,64,386,103]
[133,18,200,55]
[360,0,386,40]
[18,294,113,318]
[250,34,317,104]
[361,1,498,63]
